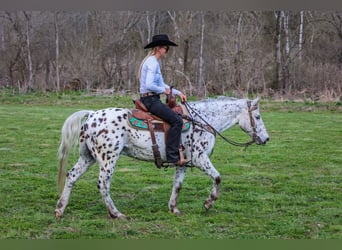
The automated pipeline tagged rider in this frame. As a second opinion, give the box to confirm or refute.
[138,34,188,166]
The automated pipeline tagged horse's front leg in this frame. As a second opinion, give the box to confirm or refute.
[194,155,221,211]
[168,166,187,216]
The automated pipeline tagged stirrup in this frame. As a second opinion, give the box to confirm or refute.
[161,159,192,168]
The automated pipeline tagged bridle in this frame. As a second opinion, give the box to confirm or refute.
[182,100,258,149]
[246,100,259,144]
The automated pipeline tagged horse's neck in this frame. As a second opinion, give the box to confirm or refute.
[189,98,246,132]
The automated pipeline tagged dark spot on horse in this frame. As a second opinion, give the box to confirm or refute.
[91,122,97,128]
[97,129,109,137]
[117,116,122,122]
[102,153,105,161]
[123,113,128,119]
[215,176,221,185]
[176,185,182,194]
[102,112,106,116]
[57,201,64,209]
[210,193,218,201]
[99,118,103,123]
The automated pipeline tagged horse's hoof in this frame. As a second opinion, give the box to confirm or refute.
[171,207,182,216]
[109,211,127,220]
[174,211,182,217]
[203,200,212,211]
[117,213,127,220]
[55,209,62,219]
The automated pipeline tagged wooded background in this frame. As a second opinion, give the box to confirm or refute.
[0,11,341,100]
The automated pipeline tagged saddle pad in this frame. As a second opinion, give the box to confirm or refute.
[128,113,190,132]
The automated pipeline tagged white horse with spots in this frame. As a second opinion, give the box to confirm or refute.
[55,96,269,219]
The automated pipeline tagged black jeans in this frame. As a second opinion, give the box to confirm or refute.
[141,95,183,163]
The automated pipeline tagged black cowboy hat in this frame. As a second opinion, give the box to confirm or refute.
[144,34,178,49]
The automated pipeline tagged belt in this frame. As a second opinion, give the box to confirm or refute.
[140,92,159,97]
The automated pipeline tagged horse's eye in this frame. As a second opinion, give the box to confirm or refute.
[255,115,260,120]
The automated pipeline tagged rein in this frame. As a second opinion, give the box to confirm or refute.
[182,100,256,149]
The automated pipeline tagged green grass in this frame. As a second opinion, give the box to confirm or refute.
[0,92,341,239]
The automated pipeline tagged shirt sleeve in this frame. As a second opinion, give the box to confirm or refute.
[143,57,182,96]
[144,59,166,94]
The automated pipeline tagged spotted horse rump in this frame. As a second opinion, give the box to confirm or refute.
[55,96,269,219]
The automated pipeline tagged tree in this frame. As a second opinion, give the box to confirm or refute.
[54,11,60,92]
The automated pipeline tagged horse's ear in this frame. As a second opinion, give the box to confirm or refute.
[251,97,259,107]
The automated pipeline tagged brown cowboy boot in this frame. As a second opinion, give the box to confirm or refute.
[162,145,191,168]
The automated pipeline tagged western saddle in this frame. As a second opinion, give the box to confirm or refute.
[129,96,190,168]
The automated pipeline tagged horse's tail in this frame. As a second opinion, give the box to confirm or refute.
[57,110,92,194]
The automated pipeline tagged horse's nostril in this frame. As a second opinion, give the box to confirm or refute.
[266,137,269,142]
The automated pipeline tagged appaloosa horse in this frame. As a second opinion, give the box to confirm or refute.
[55,96,269,219]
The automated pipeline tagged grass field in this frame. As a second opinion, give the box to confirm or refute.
[0,92,341,239]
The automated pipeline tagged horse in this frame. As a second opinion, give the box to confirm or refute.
[55,96,269,219]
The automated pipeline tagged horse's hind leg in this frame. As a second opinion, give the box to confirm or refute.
[97,155,127,219]
[168,166,187,216]
[55,145,95,218]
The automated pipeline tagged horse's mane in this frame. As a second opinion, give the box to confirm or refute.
[191,96,241,105]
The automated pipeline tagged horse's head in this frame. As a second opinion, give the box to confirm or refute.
[238,98,269,145]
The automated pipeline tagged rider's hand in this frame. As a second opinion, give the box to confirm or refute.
[178,93,187,102]
[165,88,170,95]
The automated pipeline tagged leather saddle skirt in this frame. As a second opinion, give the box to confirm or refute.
[128,99,190,132]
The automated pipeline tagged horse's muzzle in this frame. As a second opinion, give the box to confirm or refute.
[255,136,269,145]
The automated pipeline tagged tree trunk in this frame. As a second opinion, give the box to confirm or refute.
[283,11,290,56]
[272,10,283,91]
[55,12,60,92]
[24,11,33,93]
[299,11,304,60]
[199,12,205,96]
[233,12,243,93]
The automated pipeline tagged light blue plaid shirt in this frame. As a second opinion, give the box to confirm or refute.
[139,55,180,95]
